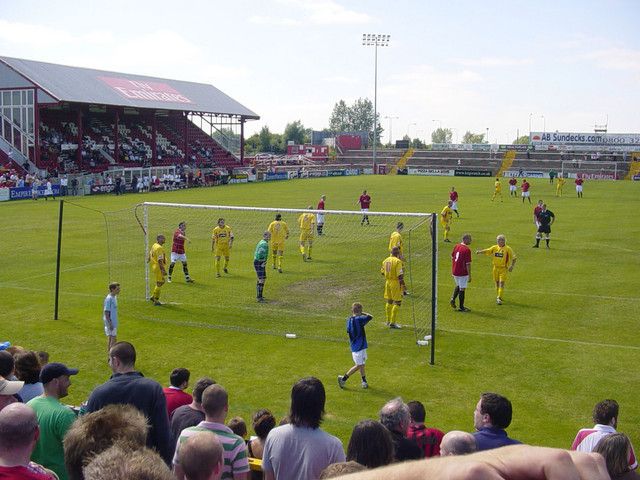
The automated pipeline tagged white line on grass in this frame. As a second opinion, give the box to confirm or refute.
[5,261,109,283]
[443,328,640,351]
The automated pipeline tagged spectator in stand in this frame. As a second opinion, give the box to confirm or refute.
[379,397,423,461]
[593,433,640,480]
[346,419,394,469]
[0,351,16,379]
[171,377,216,448]
[86,342,173,465]
[177,431,223,480]
[59,175,68,196]
[0,376,24,412]
[472,392,521,451]
[83,445,174,480]
[14,350,44,403]
[173,384,250,480]
[37,351,49,366]
[227,417,247,439]
[64,404,149,480]
[262,377,345,480]
[406,400,445,457]
[28,362,79,480]
[0,403,57,480]
[571,399,637,470]
[163,368,192,420]
[440,430,477,456]
[247,409,276,460]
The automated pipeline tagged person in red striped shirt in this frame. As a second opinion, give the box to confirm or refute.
[450,234,472,312]
[168,222,194,284]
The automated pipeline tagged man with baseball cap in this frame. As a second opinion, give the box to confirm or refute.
[0,376,24,412]
[27,363,79,480]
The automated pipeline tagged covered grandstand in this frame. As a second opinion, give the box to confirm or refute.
[0,56,259,175]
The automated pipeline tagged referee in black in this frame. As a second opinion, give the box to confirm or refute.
[533,204,555,249]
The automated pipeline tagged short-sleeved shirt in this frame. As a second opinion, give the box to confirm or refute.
[388,231,403,254]
[494,181,501,191]
[482,245,516,269]
[571,424,637,469]
[262,424,345,480]
[381,256,403,281]
[150,243,166,269]
[298,213,315,231]
[170,405,205,447]
[533,206,543,220]
[449,191,458,201]
[347,313,372,352]
[173,421,249,480]
[103,294,118,328]
[521,182,530,192]
[27,396,77,480]
[451,243,472,276]
[212,225,233,245]
[317,199,325,210]
[407,423,445,458]
[509,178,517,186]
[254,239,269,261]
[538,209,555,226]
[268,221,289,243]
[575,178,584,186]
[358,195,371,208]
[172,229,186,254]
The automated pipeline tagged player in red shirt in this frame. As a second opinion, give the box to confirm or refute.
[449,187,460,217]
[450,233,472,312]
[316,194,326,235]
[508,177,518,197]
[357,190,371,225]
[521,179,531,204]
[533,200,544,228]
[575,176,584,198]
[168,221,194,283]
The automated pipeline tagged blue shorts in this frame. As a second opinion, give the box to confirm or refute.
[254,260,266,280]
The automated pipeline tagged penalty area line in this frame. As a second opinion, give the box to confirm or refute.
[443,327,640,351]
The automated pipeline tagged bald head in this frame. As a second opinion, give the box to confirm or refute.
[0,402,39,450]
[440,430,477,456]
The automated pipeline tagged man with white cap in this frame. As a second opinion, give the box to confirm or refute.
[0,376,24,412]
[27,362,79,480]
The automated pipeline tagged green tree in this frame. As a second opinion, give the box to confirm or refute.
[513,135,530,145]
[329,100,350,132]
[258,126,272,152]
[244,133,260,155]
[328,98,383,146]
[283,120,310,145]
[431,128,453,144]
[411,137,427,149]
[462,131,486,144]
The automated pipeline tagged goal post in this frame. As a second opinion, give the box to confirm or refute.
[106,201,438,362]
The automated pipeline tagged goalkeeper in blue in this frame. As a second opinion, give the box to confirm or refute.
[338,302,373,389]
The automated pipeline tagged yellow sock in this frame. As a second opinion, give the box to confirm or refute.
[307,246,312,257]
[497,287,504,298]
[277,255,283,269]
[390,304,399,324]
[153,286,161,300]
[444,230,449,240]
[215,258,220,274]
[272,254,277,267]
[224,258,229,269]
[300,245,305,255]
[385,303,393,323]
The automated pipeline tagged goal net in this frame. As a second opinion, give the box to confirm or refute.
[102,202,437,358]
[561,160,620,180]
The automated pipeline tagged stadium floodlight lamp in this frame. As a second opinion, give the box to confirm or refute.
[361,33,391,171]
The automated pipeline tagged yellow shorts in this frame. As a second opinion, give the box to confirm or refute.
[215,245,230,257]
[271,241,285,252]
[152,266,165,283]
[299,230,314,242]
[384,281,403,302]
[440,220,450,229]
[493,266,508,283]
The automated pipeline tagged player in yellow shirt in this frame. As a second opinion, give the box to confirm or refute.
[440,200,454,243]
[211,218,234,277]
[476,234,517,305]
[388,222,404,261]
[491,178,503,202]
[267,213,289,273]
[148,234,167,306]
[556,175,566,197]
[298,206,316,261]
[381,247,407,329]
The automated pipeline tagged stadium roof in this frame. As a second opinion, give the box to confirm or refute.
[0,56,259,119]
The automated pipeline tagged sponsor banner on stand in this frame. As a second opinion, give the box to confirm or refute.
[454,169,492,177]
[408,168,454,176]
[306,170,328,178]
[498,144,531,152]
[633,174,640,181]
[503,170,546,178]
[327,169,346,177]
[531,132,640,146]
[90,184,116,194]
[572,172,617,180]
[228,173,248,184]
[0,188,9,202]
[265,172,289,181]
[345,169,361,176]
[9,185,61,200]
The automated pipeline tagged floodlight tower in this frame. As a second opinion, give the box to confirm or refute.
[362,33,390,172]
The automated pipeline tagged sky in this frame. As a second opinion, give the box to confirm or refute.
[1,0,638,144]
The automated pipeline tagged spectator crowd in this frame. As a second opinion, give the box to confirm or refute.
[0,341,635,479]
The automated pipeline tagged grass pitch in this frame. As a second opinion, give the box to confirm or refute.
[2,175,639,449]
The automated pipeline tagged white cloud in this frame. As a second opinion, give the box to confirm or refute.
[0,19,75,47]
[450,56,533,67]
[276,0,372,25]
[248,16,302,26]
[321,75,358,84]
[579,48,640,72]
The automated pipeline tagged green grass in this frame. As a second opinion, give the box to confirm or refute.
[2,175,639,450]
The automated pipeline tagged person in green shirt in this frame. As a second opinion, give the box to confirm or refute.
[254,231,271,302]
[27,362,79,480]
